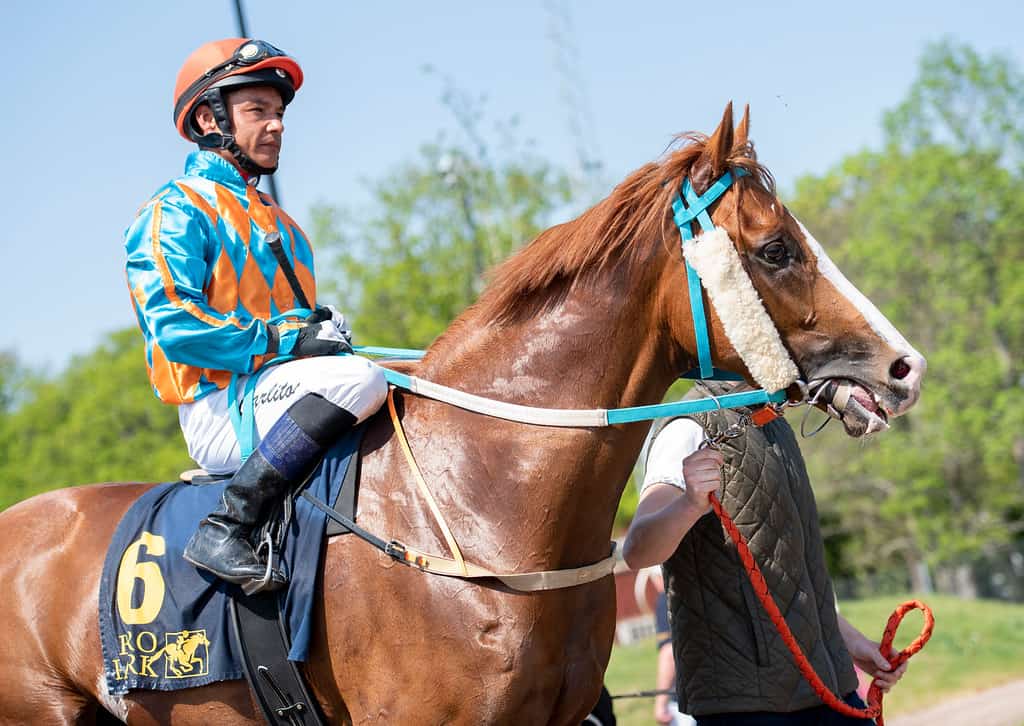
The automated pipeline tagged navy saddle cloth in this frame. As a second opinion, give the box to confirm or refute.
[98,428,362,696]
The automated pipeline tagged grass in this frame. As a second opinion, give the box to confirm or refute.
[603,594,1024,726]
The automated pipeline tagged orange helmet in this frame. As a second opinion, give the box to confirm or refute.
[173,38,304,145]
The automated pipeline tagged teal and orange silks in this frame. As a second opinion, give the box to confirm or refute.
[125,151,316,404]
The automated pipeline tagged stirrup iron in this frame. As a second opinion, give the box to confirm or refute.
[243,532,288,596]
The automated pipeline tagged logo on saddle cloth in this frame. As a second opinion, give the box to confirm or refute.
[109,531,213,683]
[101,443,359,694]
[110,629,211,681]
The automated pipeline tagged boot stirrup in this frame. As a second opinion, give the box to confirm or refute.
[243,532,287,595]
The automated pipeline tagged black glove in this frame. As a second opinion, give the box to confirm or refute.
[303,305,333,324]
[278,321,353,358]
[302,305,353,343]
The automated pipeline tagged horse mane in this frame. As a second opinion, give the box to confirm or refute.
[467,132,774,328]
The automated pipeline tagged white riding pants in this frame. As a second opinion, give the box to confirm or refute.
[178,355,388,474]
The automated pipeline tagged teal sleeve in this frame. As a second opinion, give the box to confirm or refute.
[124,197,275,373]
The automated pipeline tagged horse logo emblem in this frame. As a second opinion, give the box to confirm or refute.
[159,629,210,679]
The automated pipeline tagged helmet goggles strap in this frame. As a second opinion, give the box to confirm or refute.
[173,40,288,123]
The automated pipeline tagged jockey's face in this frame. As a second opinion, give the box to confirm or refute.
[195,85,285,172]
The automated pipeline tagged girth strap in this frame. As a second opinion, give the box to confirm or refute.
[229,593,326,726]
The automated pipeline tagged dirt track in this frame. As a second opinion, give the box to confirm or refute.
[888,679,1024,726]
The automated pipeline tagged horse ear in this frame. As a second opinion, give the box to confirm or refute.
[691,102,735,193]
[735,103,750,149]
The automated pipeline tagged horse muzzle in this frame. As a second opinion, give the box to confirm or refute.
[804,350,925,437]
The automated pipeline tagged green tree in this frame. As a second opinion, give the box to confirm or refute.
[883,38,1024,165]
[313,92,573,348]
[0,330,190,510]
[0,351,37,415]
[791,40,1024,584]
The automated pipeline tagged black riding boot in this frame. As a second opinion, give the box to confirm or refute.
[183,393,358,594]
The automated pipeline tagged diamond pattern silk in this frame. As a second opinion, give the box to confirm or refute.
[125,151,316,404]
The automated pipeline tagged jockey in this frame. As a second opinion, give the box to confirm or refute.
[124,39,387,593]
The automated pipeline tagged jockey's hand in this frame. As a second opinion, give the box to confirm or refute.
[286,320,353,358]
[681,448,724,513]
[843,624,908,694]
[304,304,353,344]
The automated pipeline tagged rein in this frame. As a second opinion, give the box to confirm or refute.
[230,166,793,449]
[373,364,787,426]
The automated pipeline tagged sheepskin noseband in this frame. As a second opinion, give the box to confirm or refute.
[683,227,800,392]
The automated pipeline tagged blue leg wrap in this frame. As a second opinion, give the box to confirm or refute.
[257,412,323,482]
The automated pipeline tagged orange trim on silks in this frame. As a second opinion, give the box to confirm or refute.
[135,188,172,219]
[205,249,240,314]
[176,182,219,225]
[246,188,317,309]
[215,184,252,245]
[150,202,246,330]
[129,281,149,316]
[274,205,300,231]
[281,212,317,306]
[238,252,272,321]
[149,343,202,404]
[245,185,277,232]
[203,367,233,390]
[271,265,297,314]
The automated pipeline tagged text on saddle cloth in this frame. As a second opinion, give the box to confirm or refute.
[97,428,362,695]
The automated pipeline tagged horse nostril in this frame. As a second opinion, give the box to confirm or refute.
[890,357,912,380]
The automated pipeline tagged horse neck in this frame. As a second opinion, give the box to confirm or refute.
[412,265,681,567]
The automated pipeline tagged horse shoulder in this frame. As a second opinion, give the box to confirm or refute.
[0,482,162,713]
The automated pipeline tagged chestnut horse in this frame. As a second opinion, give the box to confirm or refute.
[0,104,924,725]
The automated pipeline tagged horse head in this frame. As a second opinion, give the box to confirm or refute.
[659,103,925,436]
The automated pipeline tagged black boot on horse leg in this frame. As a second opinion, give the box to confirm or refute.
[184,393,358,594]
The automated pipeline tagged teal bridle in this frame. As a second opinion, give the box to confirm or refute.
[672,168,749,381]
[230,168,788,459]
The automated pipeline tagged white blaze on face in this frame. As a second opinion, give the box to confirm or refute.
[794,219,922,360]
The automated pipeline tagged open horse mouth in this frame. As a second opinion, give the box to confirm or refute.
[809,378,890,437]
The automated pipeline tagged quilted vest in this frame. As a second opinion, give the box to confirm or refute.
[653,384,857,716]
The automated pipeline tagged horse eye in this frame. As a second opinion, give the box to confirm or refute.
[759,240,790,266]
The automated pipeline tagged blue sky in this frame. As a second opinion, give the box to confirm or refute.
[3,1,1022,372]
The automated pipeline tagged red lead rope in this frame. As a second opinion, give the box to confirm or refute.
[709,492,934,726]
